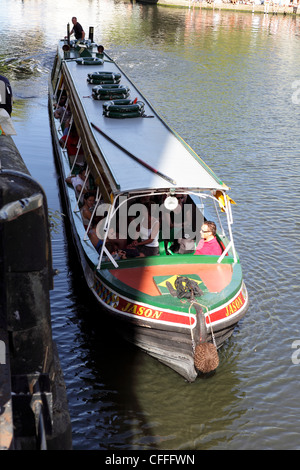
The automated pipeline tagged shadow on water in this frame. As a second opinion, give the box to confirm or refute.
[55,182,159,449]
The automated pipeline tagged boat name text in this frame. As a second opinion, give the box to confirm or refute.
[225,293,244,317]
[122,302,163,319]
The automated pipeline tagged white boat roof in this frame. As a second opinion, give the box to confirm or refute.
[61,42,228,195]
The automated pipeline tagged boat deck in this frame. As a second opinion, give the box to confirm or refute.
[110,263,233,296]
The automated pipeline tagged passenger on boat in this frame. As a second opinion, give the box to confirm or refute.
[80,192,95,229]
[66,166,93,203]
[96,218,126,250]
[128,203,160,256]
[104,239,142,261]
[60,125,85,166]
[69,17,85,41]
[111,212,146,259]
[94,225,127,261]
[97,45,104,58]
[62,118,71,137]
[105,238,127,260]
[102,248,127,262]
[59,125,79,155]
[54,97,71,130]
[194,221,223,256]
[177,235,195,254]
[88,218,103,254]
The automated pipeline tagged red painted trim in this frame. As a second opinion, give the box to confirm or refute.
[93,277,247,329]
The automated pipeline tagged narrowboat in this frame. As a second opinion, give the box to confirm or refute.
[48,32,249,382]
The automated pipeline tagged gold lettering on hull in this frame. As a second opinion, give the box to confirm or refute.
[121,302,163,319]
[225,294,244,317]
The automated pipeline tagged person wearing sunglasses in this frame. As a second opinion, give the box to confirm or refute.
[194,221,223,256]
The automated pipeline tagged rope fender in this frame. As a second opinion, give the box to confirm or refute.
[87,72,121,84]
[166,276,219,374]
[92,84,130,101]
[76,57,104,65]
[103,99,145,118]
[192,303,219,374]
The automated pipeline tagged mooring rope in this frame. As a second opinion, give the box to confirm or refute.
[188,301,197,353]
[206,309,217,349]
[169,276,217,357]
[183,298,217,350]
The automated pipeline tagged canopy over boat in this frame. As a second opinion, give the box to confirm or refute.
[58,41,228,198]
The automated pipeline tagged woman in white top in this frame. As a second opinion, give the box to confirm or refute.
[129,203,160,256]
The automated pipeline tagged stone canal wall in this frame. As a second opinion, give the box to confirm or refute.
[0,136,72,450]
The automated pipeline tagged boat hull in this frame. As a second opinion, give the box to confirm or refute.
[90,272,248,381]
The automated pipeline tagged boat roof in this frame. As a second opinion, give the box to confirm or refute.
[58,40,228,196]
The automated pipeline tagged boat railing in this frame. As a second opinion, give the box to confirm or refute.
[97,198,119,268]
[58,97,69,134]
[218,193,237,263]
[93,190,238,269]
[189,192,237,263]
[73,166,91,213]
[83,186,100,241]
[70,137,82,174]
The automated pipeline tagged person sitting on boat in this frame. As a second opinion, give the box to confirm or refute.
[60,125,85,166]
[128,203,160,256]
[88,217,127,260]
[70,17,85,41]
[54,92,66,110]
[97,45,104,58]
[94,224,127,261]
[87,218,103,254]
[66,165,94,203]
[59,125,79,155]
[194,221,223,256]
[54,96,71,130]
[80,192,95,229]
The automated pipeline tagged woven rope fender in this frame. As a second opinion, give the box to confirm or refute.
[103,99,145,118]
[92,84,130,100]
[194,343,219,374]
[76,57,104,65]
[166,276,219,374]
[87,72,121,84]
[192,302,219,374]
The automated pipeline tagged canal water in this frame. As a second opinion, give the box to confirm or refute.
[2,0,300,450]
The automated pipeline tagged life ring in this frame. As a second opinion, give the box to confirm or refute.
[87,72,121,84]
[103,99,145,118]
[92,84,130,100]
[76,57,104,66]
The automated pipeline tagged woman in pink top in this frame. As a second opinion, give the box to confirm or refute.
[194,221,223,256]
